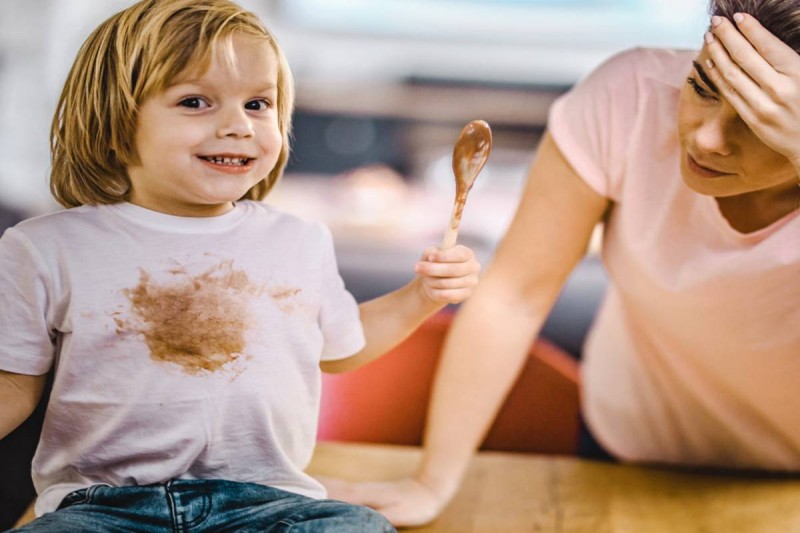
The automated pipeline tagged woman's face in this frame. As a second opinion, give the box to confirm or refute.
[677,47,798,198]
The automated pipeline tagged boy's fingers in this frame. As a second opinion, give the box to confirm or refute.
[422,244,474,263]
[420,246,438,262]
[415,260,479,278]
[424,275,478,290]
[426,287,472,304]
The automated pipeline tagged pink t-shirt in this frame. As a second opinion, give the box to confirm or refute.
[549,48,800,470]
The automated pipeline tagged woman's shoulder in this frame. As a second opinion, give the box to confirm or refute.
[593,47,697,89]
[547,47,695,201]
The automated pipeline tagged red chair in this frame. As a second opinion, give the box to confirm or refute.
[318,310,581,454]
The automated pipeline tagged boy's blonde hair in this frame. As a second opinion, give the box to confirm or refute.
[50,0,295,207]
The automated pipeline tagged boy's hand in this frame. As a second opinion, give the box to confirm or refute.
[413,245,480,305]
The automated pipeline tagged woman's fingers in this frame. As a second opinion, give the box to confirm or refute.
[704,31,764,126]
[709,14,799,110]
[730,13,800,75]
[709,14,773,86]
[702,12,800,163]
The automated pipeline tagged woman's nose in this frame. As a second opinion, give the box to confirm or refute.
[693,110,736,156]
[216,106,254,138]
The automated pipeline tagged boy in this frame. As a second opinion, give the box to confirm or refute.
[0,1,480,530]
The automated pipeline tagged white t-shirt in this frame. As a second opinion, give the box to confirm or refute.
[0,200,365,515]
[549,48,800,471]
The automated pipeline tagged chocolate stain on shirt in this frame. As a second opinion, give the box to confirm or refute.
[111,260,300,375]
[267,286,302,312]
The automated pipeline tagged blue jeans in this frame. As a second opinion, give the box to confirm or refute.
[11,479,395,533]
[576,414,616,463]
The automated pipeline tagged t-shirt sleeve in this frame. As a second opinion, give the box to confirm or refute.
[315,224,365,361]
[547,48,643,201]
[0,227,55,374]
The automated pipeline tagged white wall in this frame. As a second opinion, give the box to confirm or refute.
[0,0,134,213]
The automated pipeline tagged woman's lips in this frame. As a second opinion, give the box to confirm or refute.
[687,154,730,178]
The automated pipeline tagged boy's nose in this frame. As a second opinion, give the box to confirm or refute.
[216,107,254,138]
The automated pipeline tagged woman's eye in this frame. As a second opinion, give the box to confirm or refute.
[687,77,715,101]
[244,99,271,111]
[178,97,209,109]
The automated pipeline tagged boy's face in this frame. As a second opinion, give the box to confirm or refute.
[128,34,282,217]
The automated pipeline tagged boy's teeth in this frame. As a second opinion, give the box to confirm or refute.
[205,156,248,165]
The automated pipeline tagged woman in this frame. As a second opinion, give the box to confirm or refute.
[325,0,800,527]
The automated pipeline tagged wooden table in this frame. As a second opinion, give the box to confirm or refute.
[17,441,800,532]
[308,441,800,532]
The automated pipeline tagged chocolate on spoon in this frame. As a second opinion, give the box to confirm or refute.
[441,120,492,249]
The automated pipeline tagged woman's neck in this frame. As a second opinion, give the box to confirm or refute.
[715,181,799,233]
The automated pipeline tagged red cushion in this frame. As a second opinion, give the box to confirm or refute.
[318,311,580,454]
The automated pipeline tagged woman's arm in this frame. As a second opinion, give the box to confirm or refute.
[417,131,609,501]
[323,132,610,527]
[321,245,480,374]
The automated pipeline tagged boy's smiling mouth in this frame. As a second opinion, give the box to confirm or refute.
[199,154,254,166]
[198,153,256,173]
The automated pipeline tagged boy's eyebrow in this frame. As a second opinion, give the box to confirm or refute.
[692,60,719,94]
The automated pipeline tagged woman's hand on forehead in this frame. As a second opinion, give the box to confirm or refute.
[704,13,800,167]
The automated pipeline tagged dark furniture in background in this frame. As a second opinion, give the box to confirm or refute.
[0,204,43,531]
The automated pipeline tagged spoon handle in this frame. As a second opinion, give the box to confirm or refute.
[441,201,463,249]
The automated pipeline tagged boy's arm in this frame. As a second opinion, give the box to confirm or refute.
[0,370,46,440]
[320,245,479,374]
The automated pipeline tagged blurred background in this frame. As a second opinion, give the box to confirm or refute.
[0,0,708,354]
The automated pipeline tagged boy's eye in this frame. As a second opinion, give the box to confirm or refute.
[178,97,210,109]
[687,77,716,101]
[244,99,271,111]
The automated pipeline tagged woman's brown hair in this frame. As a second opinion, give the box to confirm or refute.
[50,0,294,208]
[710,0,800,52]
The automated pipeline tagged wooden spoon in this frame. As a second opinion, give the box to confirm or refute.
[441,120,492,249]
